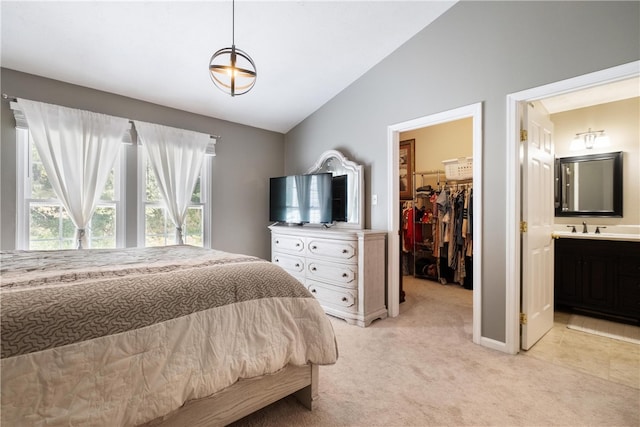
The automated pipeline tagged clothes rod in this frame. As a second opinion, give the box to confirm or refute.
[415,170,445,175]
[4,94,220,140]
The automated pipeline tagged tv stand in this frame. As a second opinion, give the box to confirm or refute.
[269,225,387,327]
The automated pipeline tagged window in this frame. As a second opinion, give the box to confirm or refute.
[139,151,208,247]
[17,129,124,250]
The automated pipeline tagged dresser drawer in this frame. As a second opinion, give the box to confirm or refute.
[307,237,356,261]
[307,280,357,312]
[272,234,305,254]
[307,260,356,287]
[272,252,305,275]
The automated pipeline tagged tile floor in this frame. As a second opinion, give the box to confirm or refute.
[566,313,640,344]
[523,310,640,389]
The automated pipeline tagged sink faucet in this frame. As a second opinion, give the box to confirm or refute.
[582,221,588,233]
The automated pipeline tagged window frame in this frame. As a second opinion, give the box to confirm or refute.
[16,127,127,250]
[136,148,210,248]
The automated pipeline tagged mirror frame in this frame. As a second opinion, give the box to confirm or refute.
[307,150,365,229]
[555,151,623,217]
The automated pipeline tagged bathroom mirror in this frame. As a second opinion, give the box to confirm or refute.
[555,151,623,217]
[308,150,364,229]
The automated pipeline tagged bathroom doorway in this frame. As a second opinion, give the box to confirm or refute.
[506,61,640,354]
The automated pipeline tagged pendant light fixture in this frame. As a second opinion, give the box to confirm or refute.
[209,0,257,97]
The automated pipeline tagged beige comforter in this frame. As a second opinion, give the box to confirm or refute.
[1,246,338,426]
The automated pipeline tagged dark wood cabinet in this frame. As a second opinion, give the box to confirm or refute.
[580,253,615,309]
[554,238,640,324]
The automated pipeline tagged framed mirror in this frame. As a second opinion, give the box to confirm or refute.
[307,150,365,229]
[555,151,623,217]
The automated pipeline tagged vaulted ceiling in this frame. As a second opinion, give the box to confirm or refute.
[1,1,457,133]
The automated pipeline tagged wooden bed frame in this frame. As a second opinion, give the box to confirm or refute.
[143,364,318,426]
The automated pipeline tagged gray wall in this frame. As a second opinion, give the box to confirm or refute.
[0,68,285,259]
[1,1,638,344]
[283,1,640,342]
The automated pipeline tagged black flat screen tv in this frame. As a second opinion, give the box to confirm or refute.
[269,173,349,225]
[269,173,333,224]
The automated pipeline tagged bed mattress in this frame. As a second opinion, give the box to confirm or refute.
[1,245,338,426]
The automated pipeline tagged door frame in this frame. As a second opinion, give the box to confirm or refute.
[387,102,483,346]
[505,60,640,354]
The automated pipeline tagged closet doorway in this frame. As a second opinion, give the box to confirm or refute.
[400,119,473,291]
[387,103,483,346]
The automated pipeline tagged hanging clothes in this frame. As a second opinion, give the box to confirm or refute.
[450,189,466,274]
[436,188,450,247]
[431,183,473,286]
[403,206,423,250]
[466,189,473,257]
[429,192,440,258]
[402,203,411,252]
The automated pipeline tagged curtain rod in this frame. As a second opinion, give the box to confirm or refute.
[3,93,220,140]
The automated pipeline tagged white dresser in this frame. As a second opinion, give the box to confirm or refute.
[269,225,387,327]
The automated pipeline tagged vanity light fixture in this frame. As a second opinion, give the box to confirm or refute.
[570,128,610,150]
[209,0,257,97]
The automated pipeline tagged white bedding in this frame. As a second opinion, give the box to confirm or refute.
[1,247,338,426]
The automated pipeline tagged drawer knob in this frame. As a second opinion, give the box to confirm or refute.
[342,297,348,302]
[311,267,317,271]
[311,245,318,250]
[342,249,348,254]
[276,240,280,244]
[275,259,279,263]
[311,289,317,293]
[295,263,300,267]
[296,243,301,247]
[342,273,348,278]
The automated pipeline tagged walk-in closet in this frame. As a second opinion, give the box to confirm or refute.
[400,117,473,295]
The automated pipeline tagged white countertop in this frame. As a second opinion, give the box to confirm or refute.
[551,231,640,242]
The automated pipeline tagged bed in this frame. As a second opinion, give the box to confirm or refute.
[1,245,338,426]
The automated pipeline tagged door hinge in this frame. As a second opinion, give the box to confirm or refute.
[520,129,528,142]
[520,221,528,233]
[520,313,528,325]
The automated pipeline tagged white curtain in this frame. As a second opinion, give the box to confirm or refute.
[135,121,210,245]
[18,99,129,249]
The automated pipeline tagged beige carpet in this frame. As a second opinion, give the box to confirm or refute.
[231,278,640,426]
[567,314,640,345]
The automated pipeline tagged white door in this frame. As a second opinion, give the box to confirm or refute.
[521,102,555,350]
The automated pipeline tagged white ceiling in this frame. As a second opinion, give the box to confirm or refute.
[1,1,457,133]
[540,76,640,114]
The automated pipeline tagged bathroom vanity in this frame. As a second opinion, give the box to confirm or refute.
[554,235,640,324]
[552,150,638,323]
